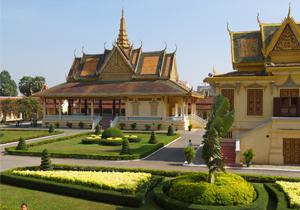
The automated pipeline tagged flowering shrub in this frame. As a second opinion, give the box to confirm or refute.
[12,170,151,193]
[106,137,123,141]
[276,181,300,209]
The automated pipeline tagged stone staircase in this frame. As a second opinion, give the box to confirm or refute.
[100,115,114,129]
[221,141,236,166]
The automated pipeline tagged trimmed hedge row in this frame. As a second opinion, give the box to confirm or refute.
[20,164,300,184]
[153,183,268,210]
[0,171,162,207]
[0,129,64,144]
[264,183,290,210]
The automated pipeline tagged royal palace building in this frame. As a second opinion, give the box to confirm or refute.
[37,9,204,131]
[205,8,300,165]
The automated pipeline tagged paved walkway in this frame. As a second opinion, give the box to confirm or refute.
[1,129,300,177]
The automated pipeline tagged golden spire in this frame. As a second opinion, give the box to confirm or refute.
[117,8,130,51]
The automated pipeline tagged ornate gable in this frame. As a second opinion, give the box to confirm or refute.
[273,25,300,51]
[98,46,133,81]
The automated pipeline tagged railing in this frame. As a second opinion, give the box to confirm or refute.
[189,114,207,124]
[273,97,300,117]
[45,115,97,121]
[167,116,184,121]
[127,116,163,121]
[111,116,118,128]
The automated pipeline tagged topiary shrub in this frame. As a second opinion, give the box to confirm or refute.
[119,123,126,130]
[66,122,73,128]
[102,127,124,139]
[81,134,101,144]
[157,124,162,130]
[167,173,256,206]
[16,137,27,150]
[131,123,137,130]
[184,146,196,164]
[120,138,130,155]
[32,119,38,127]
[124,134,141,143]
[243,149,255,167]
[48,124,55,133]
[55,122,60,128]
[100,137,123,146]
[167,125,174,136]
[78,121,84,129]
[94,124,101,135]
[40,149,53,171]
[148,131,157,144]
[145,124,151,131]
[188,124,192,131]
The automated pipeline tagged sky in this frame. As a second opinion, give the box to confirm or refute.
[1,0,300,91]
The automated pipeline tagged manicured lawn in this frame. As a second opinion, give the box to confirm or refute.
[0,129,63,144]
[0,184,162,210]
[27,133,179,156]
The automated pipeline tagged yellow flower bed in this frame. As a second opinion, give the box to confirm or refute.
[276,181,300,208]
[12,170,151,193]
[106,137,123,141]
[124,135,138,139]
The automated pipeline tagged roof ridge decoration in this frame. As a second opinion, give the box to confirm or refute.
[263,6,300,56]
[117,8,131,52]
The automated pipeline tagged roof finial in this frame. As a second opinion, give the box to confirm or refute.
[104,42,107,50]
[257,13,261,24]
[81,46,85,55]
[164,41,167,50]
[116,7,130,50]
[226,22,231,33]
[174,44,178,54]
[212,66,217,75]
[139,40,143,48]
[288,2,291,17]
[73,49,77,57]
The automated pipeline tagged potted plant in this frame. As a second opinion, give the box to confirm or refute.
[157,123,162,130]
[243,149,255,167]
[145,124,151,131]
[131,123,137,130]
[119,123,125,130]
[78,121,84,129]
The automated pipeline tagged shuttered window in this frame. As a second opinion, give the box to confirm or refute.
[221,89,234,111]
[247,89,263,116]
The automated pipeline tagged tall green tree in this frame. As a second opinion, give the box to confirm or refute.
[18,76,45,96]
[0,99,16,123]
[202,95,234,184]
[16,97,42,121]
[0,70,17,96]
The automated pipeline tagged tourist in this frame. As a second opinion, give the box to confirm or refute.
[20,203,28,210]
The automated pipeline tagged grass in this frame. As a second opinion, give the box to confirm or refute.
[0,184,162,210]
[26,133,179,156]
[0,129,63,144]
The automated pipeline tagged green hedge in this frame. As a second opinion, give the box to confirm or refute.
[264,183,290,210]
[241,174,300,183]
[102,128,124,138]
[0,171,161,207]
[100,138,123,146]
[153,183,268,210]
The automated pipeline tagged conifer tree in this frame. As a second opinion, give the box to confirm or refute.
[202,95,234,184]
[148,131,157,144]
[120,138,130,155]
[95,124,101,135]
[48,124,55,133]
[40,149,53,171]
[16,137,27,150]
[167,125,174,136]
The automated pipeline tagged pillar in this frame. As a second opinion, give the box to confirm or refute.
[91,99,94,120]
[112,99,116,116]
[43,99,46,120]
[119,99,121,115]
[175,103,178,117]
[58,99,62,119]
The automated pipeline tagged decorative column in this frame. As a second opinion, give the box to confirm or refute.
[91,99,94,120]
[119,99,121,115]
[175,103,178,117]
[58,99,62,119]
[43,99,46,120]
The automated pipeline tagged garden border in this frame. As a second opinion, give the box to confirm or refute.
[264,183,290,210]
[4,132,180,160]
[0,170,162,207]
[153,183,268,210]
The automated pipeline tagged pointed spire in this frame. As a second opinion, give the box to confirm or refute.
[287,2,291,17]
[117,7,130,51]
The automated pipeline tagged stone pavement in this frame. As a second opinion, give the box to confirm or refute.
[1,129,300,177]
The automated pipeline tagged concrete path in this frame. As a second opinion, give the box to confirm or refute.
[1,129,300,177]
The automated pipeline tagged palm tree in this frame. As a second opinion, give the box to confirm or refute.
[202,95,234,183]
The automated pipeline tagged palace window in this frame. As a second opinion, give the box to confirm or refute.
[247,89,263,116]
[221,89,234,111]
[132,102,139,116]
[150,101,158,116]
